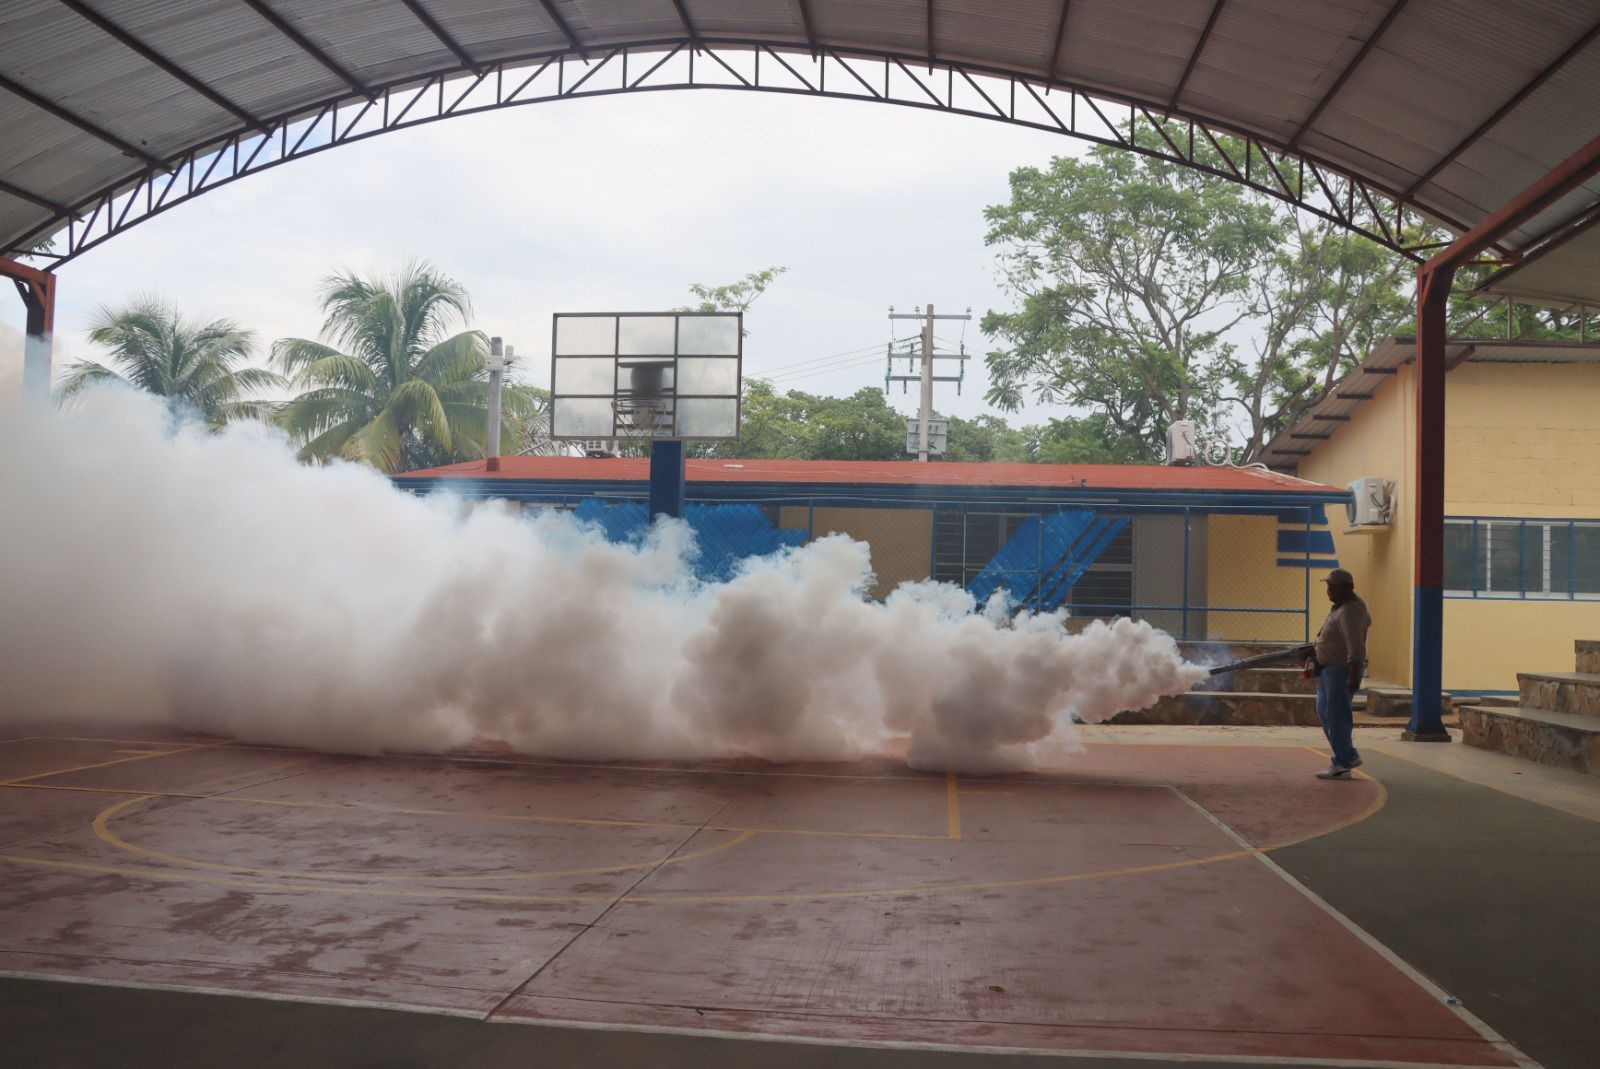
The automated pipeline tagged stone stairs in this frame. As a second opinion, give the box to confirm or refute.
[1116,641,1456,727]
[1460,640,1600,776]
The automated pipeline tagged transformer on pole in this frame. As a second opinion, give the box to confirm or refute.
[886,304,970,461]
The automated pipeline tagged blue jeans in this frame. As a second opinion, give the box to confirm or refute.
[1316,665,1360,769]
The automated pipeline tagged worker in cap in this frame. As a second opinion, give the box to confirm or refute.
[1303,568,1370,780]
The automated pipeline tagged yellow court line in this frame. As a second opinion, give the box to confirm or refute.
[0,782,204,799]
[0,780,948,842]
[0,743,1399,906]
[0,840,1260,906]
[0,735,206,749]
[946,772,961,840]
[0,739,233,786]
[0,774,1392,906]
[91,795,758,884]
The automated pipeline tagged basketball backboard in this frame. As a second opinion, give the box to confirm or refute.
[549,312,742,441]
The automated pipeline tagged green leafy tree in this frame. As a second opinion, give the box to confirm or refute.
[273,262,538,472]
[511,386,563,457]
[982,135,1419,462]
[1222,217,1415,456]
[1024,413,1154,464]
[683,266,789,324]
[691,380,906,461]
[57,297,282,427]
[943,413,1031,462]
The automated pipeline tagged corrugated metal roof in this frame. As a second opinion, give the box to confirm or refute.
[399,454,1343,496]
[1257,334,1600,472]
[1,0,1597,299]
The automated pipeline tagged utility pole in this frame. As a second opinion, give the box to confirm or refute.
[918,305,935,461]
[486,336,513,472]
[887,304,972,461]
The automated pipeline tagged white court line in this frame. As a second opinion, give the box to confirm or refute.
[487,1005,1516,1068]
[1169,786,1540,1069]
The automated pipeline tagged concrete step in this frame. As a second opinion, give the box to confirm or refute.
[1362,687,1454,719]
[1191,666,1316,695]
[1109,689,1461,728]
[1113,691,1319,727]
[1573,639,1600,674]
[1517,672,1600,717]
[1460,704,1600,777]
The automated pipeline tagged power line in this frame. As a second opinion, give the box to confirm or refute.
[752,340,886,376]
[762,353,889,384]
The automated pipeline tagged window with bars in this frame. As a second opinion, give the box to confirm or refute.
[932,510,1133,614]
[1068,523,1134,617]
[1444,517,1600,598]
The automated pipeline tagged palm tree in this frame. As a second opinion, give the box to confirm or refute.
[57,298,281,427]
[273,262,537,472]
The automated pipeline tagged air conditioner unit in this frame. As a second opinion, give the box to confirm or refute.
[1347,477,1391,526]
[1166,420,1197,466]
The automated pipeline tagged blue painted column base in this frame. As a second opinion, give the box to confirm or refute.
[1405,584,1452,741]
[648,440,686,522]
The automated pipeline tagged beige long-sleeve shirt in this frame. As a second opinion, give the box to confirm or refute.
[1314,594,1370,672]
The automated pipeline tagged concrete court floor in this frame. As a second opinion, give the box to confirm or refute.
[0,725,1594,1069]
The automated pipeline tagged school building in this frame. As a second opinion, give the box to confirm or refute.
[397,456,1348,648]
[1258,336,1600,694]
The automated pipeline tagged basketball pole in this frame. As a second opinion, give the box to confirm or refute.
[649,439,686,521]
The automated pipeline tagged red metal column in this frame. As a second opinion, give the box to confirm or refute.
[2,256,56,402]
[1405,132,1600,741]
[1407,263,1451,740]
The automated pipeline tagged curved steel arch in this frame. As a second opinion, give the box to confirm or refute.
[16,39,1456,267]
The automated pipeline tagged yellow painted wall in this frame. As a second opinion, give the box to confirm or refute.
[1444,362,1600,517]
[778,506,932,598]
[1203,514,1309,642]
[1445,600,1600,691]
[1295,365,1414,685]
[1296,359,1600,689]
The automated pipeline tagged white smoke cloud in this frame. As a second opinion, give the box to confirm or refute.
[0,387,1205,771]
[0,323,23,407]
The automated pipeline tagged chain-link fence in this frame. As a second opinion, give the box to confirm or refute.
[497,492,1324,643]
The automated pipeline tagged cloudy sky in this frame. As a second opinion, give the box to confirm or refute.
[3,90,1092,425]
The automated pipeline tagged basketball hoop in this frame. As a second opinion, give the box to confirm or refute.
[612,397,674,437]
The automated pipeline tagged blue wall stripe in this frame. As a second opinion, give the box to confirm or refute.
[1277,529,1336,554]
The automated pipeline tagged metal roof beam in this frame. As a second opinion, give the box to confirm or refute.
[1404,17,1600,199]
[1482,203,1600,293]
[530,0,587,58]
[1169,0,1226,109]
[1048,0,1072,75]
[395,0,480,72]
[1288,0,1412,148]
[57,0,267,131]
[794,0,819,50]
[0,176,68,214]
[241,0,373,100]
[0,72,161,167]
[669,0,698,41]
[926,0,935,63]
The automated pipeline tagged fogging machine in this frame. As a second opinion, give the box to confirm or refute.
[1207,644,1315,677]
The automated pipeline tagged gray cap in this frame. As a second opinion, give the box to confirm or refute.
[1322,568,1355,586]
